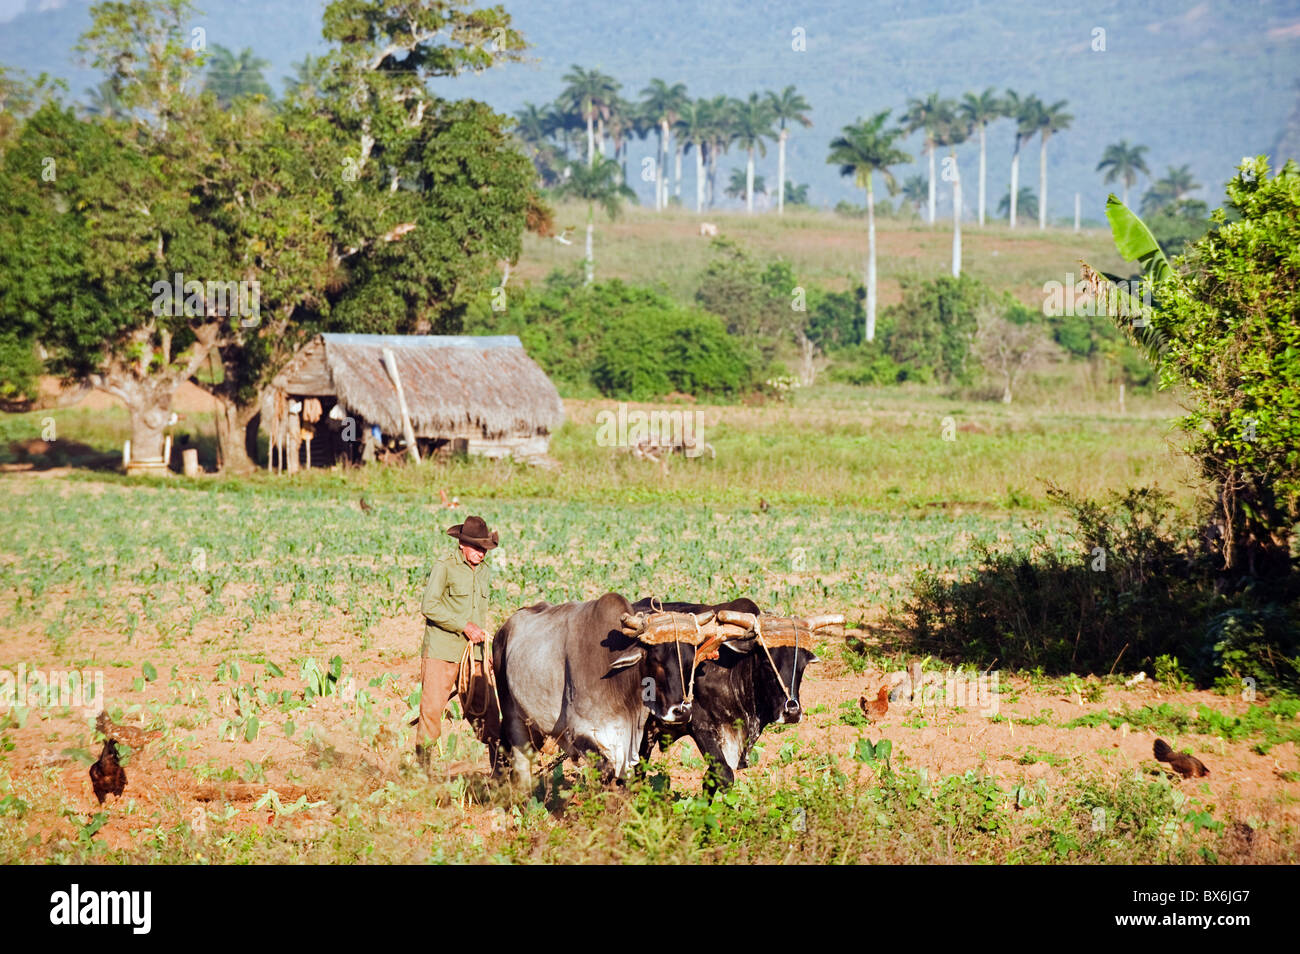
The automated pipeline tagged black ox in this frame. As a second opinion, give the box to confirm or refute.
[634,597,818,792]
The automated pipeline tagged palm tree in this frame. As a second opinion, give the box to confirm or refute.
[676,100,710,213]
[784,181,810,206]
[936,111,972,276]
[1096,140,1151,208]
[903,93,954,224]
[726,168,766,200]
[766,85,813,215]
[559,66,620,167]
[640,79,689,211]
[553,155,637,285]
[205,45,272,107]
[998,187,1038,223]
[283,55,328,101]
[960,88,1001,226]
[514,102,564,185]
[827,111,912,342]
[1031,99,1072,229]
[1003,91,1041,229]
[901,174,928,216]
[701,95,736,209]
[1140,164,1202,215]
[82,79,127,119]
[731,93,776,214]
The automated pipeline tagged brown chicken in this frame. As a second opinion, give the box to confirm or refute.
[1154,739,1210,779]
[859,686,890,721]
[359,496,374,514]
[95,711,160,752]
[89,740,126,805]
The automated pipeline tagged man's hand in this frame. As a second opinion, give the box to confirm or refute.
[464,622,487,644]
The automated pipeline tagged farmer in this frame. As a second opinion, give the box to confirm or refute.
[416,514,501,774]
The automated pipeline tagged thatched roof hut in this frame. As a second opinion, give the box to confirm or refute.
[272,334,563,461]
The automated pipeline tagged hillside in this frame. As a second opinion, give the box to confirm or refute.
[2,0,1298,221]
[517,201,1129,308]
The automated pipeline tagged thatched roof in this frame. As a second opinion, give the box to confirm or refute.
[274,334,563,440]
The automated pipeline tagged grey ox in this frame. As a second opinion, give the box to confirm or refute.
[492,592,701,786]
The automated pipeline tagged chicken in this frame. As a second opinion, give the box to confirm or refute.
[758,498,770,513]
[1153,738,1210,779]
[439,488,460,509]
[359,496,374,514]
[95,711,161,752]
[89,740,126,805]
[859,685,890,721]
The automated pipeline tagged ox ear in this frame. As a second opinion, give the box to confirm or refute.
[609,648,645,671]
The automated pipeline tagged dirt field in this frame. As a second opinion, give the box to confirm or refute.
[1,470,1295,863]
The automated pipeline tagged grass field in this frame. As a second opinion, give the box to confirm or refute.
[518,202,1131,309]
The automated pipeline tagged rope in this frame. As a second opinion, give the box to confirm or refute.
[457,640,498,720]
[755,616,795,704]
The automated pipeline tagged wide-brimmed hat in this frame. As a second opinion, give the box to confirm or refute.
[447,514,498,550]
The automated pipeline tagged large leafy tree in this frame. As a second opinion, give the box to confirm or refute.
[0,0,226,462]
[827,110,912,342]
[1091,158,1300,577]
[1096,139,1150,208]
[766,85,812,216]
[194,0,535,471]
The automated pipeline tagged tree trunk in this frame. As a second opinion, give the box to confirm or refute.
[586,112,595,167]
[212,394,261,475]
[584,203,594,285]
[778,128,788,215]
[1039,135,1048,230]
[656,121,666,211]
[119,384,175,467]
[951,156,962,278]
[695,144,705,213]
[673,142,682,202]
[1121,182,1129,208]
[1009,144,1020,228]
[977,124,986,226]
[927,143,936,224]
[797,329,815,386]
[865,178,877,343]
[746,148,755,214]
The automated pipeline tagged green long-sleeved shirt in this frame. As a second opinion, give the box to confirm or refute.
[420,547,492,662]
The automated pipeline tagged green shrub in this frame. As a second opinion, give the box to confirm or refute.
[467,274,755,400]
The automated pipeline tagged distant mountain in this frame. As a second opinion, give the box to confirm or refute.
[3,0,1299,218]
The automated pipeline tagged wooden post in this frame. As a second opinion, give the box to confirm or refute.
[1119,381,1126,415]
[1074,193,1081,233]
[122,439,131,469]
[163,433,172,470]
[182,448,200,477]
[382,347,421,465]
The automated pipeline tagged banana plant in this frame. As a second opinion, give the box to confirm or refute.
[1081,194,1173,362]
